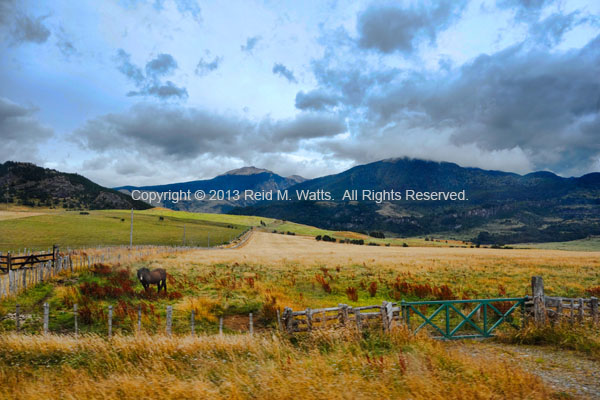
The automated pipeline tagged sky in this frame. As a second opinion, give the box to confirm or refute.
[0,0,599,187]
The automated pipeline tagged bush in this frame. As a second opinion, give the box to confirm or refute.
[315,235,322,241]
[368,231,385,239]
[345,287,358,302]
[315,274,331,293]
[402,243,408,247]
[368,282,377,297]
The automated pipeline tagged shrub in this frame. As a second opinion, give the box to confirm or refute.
[315,274,331,293]
[260,295,279,325]
[585,286,600,296]
[402,243,408,247]
[315,235,322,241]
[345,287,358,302]
[368,242,379,246]
[369,231,385,239]
[368,282,378,297]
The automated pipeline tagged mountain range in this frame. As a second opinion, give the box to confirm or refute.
[115,166,305,213]
[2,158,599,244]
[229,158,600,244]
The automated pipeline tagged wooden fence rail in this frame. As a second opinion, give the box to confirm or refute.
[0,245,201,300]
[282,277,599,337]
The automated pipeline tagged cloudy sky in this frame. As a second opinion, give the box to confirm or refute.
[0,0,599,186]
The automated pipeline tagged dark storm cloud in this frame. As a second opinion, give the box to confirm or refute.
[145,53,178,78]
[116,49,145,85]
[195,55,222,76]
[115,50,188,100]
[295,89,339,111]
[0,0,51,45]
[272,63,297,83]
[316,35,600,175]
[311,55,400,107]
[12,15,50,44]
[356,0,467,54]
[241,36,261,53]
[73,104,346,161]
[0,98,53,162]
[529,12,584,47]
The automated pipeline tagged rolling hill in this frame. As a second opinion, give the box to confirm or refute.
[0,161,150,211]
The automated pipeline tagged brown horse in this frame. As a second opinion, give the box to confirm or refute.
[137,268,167,293]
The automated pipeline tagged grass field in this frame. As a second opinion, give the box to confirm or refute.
[1,213,600,398]
[0,208,252,251]
[0,206,474,251]
[514,236,600,251]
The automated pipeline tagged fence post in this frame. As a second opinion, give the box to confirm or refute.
[381,301,389,332]
[276,309,282,331]
[219,316,223,335]
[352,308,361,330]
[43,302,49,334]
[284,307,294,333]
[556,297,563,323]
[249,313,254,335]
[15,304,20,332]
[138,305,142,333]
[166,306,172,336]
[591,297,598,325]
[108,305,113,338]
[73,304,78,337]
[570,299,575,324]
[578,298,584,322]
[191,310,195,336]
[531,276,545,325]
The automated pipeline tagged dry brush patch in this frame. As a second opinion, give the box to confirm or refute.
[0,329,556,400]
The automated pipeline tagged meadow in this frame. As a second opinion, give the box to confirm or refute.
[1,211,599,398]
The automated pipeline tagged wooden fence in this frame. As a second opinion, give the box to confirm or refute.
[6,301,261,337]
[0,245,57,273]
[282,277,599,337]
[0,245,198,300]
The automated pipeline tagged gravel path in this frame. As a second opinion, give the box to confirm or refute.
[448,341,600,399]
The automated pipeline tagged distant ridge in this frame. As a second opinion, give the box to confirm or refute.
[0,161,151,210]
[230,157,600,245]
[115,166,305,213]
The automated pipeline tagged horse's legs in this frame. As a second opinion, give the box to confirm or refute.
[163,278,167,293]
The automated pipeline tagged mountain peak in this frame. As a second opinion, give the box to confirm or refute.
[221,166,273,176]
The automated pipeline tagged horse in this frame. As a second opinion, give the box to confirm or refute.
[136,268,167,293]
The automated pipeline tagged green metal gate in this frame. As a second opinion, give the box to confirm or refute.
[401,297,526,339]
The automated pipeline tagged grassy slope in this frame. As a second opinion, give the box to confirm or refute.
[0,209,248,250]
[0,206,471,251]
[513,236,600,251]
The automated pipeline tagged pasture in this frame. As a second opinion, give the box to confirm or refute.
[0,216,599,398]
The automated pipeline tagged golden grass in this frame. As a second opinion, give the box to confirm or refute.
[159,232,600,302]
[0,329,555,399]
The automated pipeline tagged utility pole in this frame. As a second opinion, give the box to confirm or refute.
[5,164,9,211]
[129,208,133,248]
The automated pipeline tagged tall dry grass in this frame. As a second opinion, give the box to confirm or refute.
[0,329,555,399]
